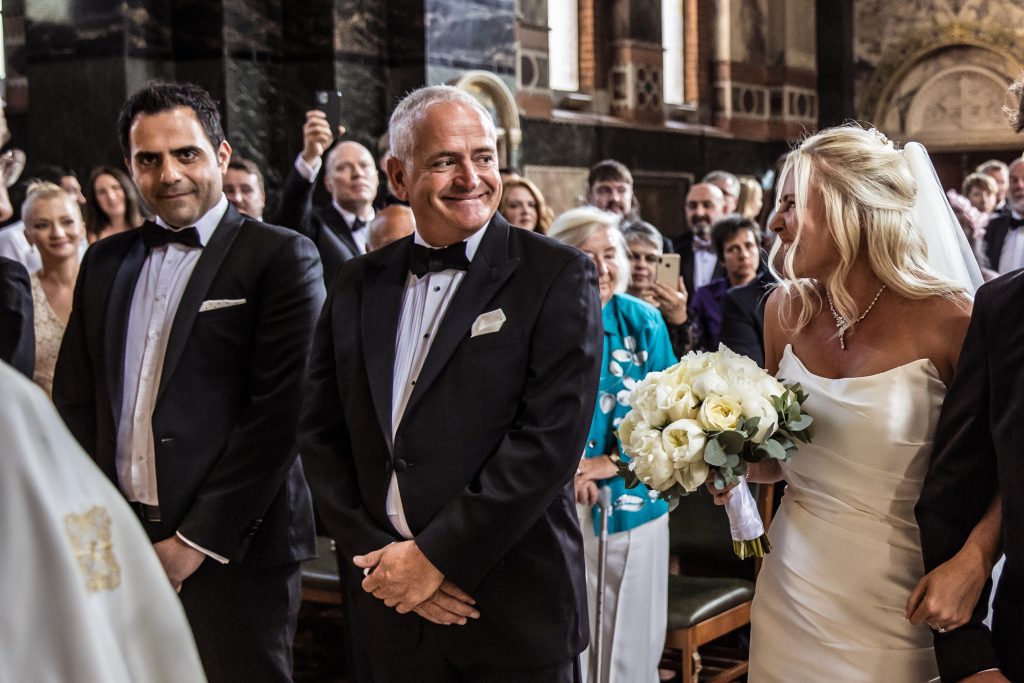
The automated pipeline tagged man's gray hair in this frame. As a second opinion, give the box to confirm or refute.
[976,159,1009,175]
[388,85,495,166]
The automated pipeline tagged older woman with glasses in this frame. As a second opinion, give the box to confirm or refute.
[622,220,690,356]
[549,206,674,683]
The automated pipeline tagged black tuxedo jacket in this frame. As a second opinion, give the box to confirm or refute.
[0,256,34,378]
[53,205,324,567]
[674,236,724,300]
[272,166,360,290]
[917,270,1024,681]
[719,269,775,367]
[300,214,603,667]
[982,212,1020,272]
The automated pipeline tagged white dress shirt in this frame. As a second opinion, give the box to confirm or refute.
[0,221,41,273]
[998,210,1024,273]
[693,249,718,289]
[385,222,489,538]
[293,154,373,254]
[116,196,229,562]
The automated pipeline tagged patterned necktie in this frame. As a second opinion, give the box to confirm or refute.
[408,242,470,278]
[140,221,202,249]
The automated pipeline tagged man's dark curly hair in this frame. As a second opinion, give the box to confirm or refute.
[117,81,225,157]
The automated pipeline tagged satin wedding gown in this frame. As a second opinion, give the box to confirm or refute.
[750,345,942,682]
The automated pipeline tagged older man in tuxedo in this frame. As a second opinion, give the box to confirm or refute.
[300,85,603,681]
[982,157,1024,274]
[53,82,324,682]
[916,269,1024,682]
[273,110,379,289]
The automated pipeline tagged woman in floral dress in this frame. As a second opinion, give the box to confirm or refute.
[550,206,676,683]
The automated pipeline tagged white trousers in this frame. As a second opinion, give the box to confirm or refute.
[578,508,668,683]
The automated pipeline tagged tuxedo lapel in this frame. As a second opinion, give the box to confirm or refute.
[157,207,244,402]
[324,207,360,256]
[361,239,410,450]
[105,237,148,424]
[403,217,519,419]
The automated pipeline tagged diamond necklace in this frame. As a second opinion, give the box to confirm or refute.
[825,285,886,350]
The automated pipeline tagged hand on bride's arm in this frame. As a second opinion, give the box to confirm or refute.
[904,545,988,630]
[905,495,1002,631]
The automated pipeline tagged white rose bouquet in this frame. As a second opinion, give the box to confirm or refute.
[616,344,813,558]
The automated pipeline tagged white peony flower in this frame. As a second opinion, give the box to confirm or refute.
[737,392,779,443]
[674,458,710,492]
[689,366,730,399]
[661,418,706,464]
[713,344,762,384]
[697,396,743,432]
[617,410,650,452]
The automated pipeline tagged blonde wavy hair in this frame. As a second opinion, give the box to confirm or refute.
[771,124,967,332]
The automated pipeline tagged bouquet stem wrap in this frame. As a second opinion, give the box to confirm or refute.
[724,476,771,559]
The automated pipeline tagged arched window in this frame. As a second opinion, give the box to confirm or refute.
[548,0,579,92]
[662,0,684,105]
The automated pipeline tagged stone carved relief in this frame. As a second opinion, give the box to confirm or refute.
[909,68,1003,139]
[855,0,1024,68]
[854,0,1024,120]
[877,44,1018,148]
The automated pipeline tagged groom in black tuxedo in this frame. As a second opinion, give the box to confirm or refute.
[917,270,1024,682]
[300,85,603,681]
[53,82,324,682]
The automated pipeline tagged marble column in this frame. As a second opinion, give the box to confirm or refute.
[425,0,515,91]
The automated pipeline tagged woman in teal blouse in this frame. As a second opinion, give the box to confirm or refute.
[549,206,676,683]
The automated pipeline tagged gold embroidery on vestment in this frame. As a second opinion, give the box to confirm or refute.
[64,506,121,592]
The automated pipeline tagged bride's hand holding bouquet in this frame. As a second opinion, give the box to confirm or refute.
[616,344,813,558]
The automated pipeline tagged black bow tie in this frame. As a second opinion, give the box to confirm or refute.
[351,217,366,232]
[408,241,470,278]
[140,221,202,250]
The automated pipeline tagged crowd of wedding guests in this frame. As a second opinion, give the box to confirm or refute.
[0,76,1022,683]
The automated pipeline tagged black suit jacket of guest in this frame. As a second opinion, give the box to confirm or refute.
[0,256,34,378]
[272,166,360,290]
[53,205,324,567]
[300,214,603,668]
[674,235,724,300]
[982,212,1020,272]
[917,270,1024,681]
[719,269,776,367]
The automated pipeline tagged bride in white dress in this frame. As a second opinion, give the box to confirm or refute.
[720,126,1004,682]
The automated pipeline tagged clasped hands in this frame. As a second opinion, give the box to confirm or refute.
[354,540,480,626]
[574,454,620,505]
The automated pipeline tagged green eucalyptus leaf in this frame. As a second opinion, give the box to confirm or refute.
[704,438,728,466]
[759,438,789,460]
[717,430,746,454]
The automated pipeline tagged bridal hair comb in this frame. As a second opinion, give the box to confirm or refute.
[867,127,895,149]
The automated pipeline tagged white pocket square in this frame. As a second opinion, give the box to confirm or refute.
[199,298,246,312]
[471,309,506,337]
